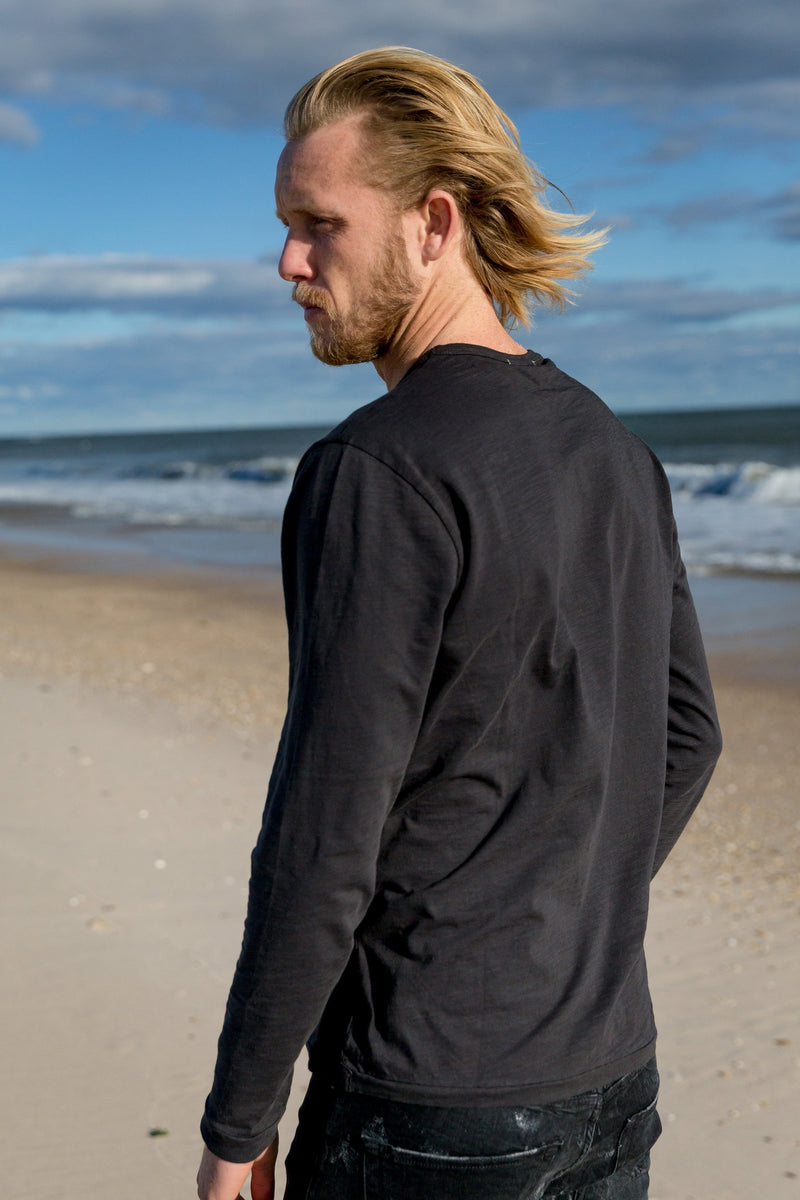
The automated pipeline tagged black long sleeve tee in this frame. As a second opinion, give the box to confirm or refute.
[202,346,722,1161]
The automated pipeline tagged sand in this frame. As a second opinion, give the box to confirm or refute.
[1,551,798,1199]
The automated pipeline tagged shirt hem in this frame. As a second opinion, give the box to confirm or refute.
[329,1039,657,1109]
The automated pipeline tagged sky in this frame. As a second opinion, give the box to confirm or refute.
[0,0,798,435]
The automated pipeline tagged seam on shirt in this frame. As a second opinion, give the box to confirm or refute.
[318,438,464,575]
[425,344,543,368]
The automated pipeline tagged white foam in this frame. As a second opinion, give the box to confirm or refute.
[2,449,800,576]
[0,474,293,525]
[664,460,800,505]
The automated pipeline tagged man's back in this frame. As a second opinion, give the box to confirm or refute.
[225,344,719,1117]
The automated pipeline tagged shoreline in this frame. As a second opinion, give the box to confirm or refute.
[4,500,800,637]
[3,542,800,695]
[1,548,798,1198]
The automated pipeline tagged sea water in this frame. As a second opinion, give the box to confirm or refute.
[1,406,799,587]
[0,423,317,570]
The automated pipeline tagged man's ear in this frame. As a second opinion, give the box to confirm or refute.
[418,190,461,264]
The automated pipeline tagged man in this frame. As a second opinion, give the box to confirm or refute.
[197,47,721,1200]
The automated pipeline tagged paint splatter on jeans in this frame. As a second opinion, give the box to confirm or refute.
[284,1058,661,1199]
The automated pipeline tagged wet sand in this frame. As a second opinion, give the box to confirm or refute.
[1,552,797,1198]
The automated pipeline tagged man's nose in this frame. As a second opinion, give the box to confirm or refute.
[278,235,314,283]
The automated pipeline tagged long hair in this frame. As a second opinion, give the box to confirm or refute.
[284,47,607,327]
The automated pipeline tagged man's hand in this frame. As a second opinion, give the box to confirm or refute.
[196,1138,279,1200]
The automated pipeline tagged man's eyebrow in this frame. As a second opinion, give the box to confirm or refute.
[274,201,313,221]
[275,204,344,225]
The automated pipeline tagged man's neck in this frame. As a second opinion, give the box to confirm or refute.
[374,282,526,391]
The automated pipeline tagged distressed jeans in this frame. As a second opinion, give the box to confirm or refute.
[284,1057,662,1199]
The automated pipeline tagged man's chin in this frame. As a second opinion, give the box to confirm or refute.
[309,332,375,368]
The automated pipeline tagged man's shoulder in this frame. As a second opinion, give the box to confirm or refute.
[321,344,632,464]
[298,345,664,525]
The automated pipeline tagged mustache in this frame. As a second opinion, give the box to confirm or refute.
[292,284,333,314]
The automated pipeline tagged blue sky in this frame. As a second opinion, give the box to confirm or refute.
[0,0,798,434]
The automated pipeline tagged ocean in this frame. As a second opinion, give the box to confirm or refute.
[2,406,800,630]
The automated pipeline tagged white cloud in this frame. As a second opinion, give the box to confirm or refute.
[0,318,380,433]
[4,307,796,432]
[0,254,284,316]
[0,0,797,131]
[2,260,797,433]
[766,183,800,241]
[577,278,800,323]
[4,255,799,335]
[534,307,799,411]
[0,100,40,145]
[654,182,800,243]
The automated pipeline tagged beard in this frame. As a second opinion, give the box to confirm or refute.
[293,235,420,367]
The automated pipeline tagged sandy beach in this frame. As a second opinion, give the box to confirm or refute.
[1,550,798,1199]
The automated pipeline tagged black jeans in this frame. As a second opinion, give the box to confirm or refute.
[284,1058,661,1199]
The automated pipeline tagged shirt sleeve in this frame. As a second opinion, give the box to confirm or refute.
[200,440,460,1161]
[652,526,723,876]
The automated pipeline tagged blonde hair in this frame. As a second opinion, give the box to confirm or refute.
[284,47,607,327]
